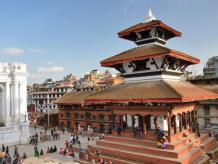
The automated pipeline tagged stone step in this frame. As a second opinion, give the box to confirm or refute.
[194,133,209,144]
[200,137,218,151]
[191,154,210,164]
[75,159,88,164]
[198,134,209,143]
[90,145,183,164]
[179,147,203,164]
[104,135,175,150]
[206,146,218,159]
[97,140,179,158]
[90,153,140,164]
[171,137,190,150]
[170,129,192,142]
[176,143,194,158]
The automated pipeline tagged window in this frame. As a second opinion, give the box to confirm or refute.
[92,115,96,120]
[204,118,211,127]
[204,105,210,116]
[113,115,117,121]
[66,112,71,119]
[80,115,84,119]
[75,113,79,119]
[85,112,91,120]
[109,115,113,121]
[39,100,43,104]
[99,114,104,122]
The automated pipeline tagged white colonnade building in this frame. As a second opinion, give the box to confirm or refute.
[0,62,29,144]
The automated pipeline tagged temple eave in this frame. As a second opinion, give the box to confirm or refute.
[84,95,218,104]
[118,21,182,38]
[101,46,200,67]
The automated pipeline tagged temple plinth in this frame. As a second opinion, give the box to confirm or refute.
[56,9,218,164]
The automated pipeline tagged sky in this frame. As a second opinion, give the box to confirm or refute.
[0,0,218,84]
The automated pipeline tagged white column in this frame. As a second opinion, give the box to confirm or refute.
[19,82,27,116]
[0,85,4,123]
[11,82,19,120]
[4,82,12,125]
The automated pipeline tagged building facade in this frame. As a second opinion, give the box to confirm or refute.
[203,56,218,77]
[189,78,218,134]
[0,62,29,144]
[30,85,74,112]
[28,76,76,113]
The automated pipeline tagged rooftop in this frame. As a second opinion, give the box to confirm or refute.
[101,44,199,67]
[118,20,182,40]
[54,91,93,105]
[85,80,218,104]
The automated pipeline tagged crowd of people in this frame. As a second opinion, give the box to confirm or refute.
[50,128,60,140]
[0,144,27,164]
[30,133,39,145]
[91,149,112,164]
[58,133,83,161]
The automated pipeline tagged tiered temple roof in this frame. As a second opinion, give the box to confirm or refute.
[85,80,218,104]
[56,9,218,106]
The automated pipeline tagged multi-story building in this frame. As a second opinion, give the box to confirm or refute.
[31,86,74,112]
[203,56,218,77]
[28,75,76,113]
[75,70,123,91]
[189,77,218,134]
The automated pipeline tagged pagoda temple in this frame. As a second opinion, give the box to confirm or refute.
[56,9,218,164]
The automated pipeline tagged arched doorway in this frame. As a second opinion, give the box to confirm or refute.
[144,115,152,131]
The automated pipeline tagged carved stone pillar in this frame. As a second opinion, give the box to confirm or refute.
[153,116,158,132]
[184,113,187,129]
[167,114,171,137]
[132,115,135,132]
[173,115,177,134]
[188,112,191,127]
[179,114,182,132]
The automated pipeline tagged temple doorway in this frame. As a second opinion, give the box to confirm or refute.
[145,115,151,131]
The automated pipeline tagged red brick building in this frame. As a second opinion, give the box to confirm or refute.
[56,9,218,163]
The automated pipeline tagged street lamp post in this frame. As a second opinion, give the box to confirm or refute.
[47,94,50,128]
[24,111,27,122]
[48,108,49,128]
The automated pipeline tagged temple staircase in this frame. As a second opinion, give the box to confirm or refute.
[88,131,218,164]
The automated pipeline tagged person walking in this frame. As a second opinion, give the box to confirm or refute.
[6,146,9,155]
[2,144,5,152]
[62,127,65,135]
[51,129,54,140]
[13,145,18,158]
[34,145,39,157]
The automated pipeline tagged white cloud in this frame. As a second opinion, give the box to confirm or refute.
[29,48,46,54]
[1,48,25,56]
[42,61,54,65]
[27,73,36,78]
[37,66,65,73]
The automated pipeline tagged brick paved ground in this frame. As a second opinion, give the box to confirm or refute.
[6,127,95,164]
